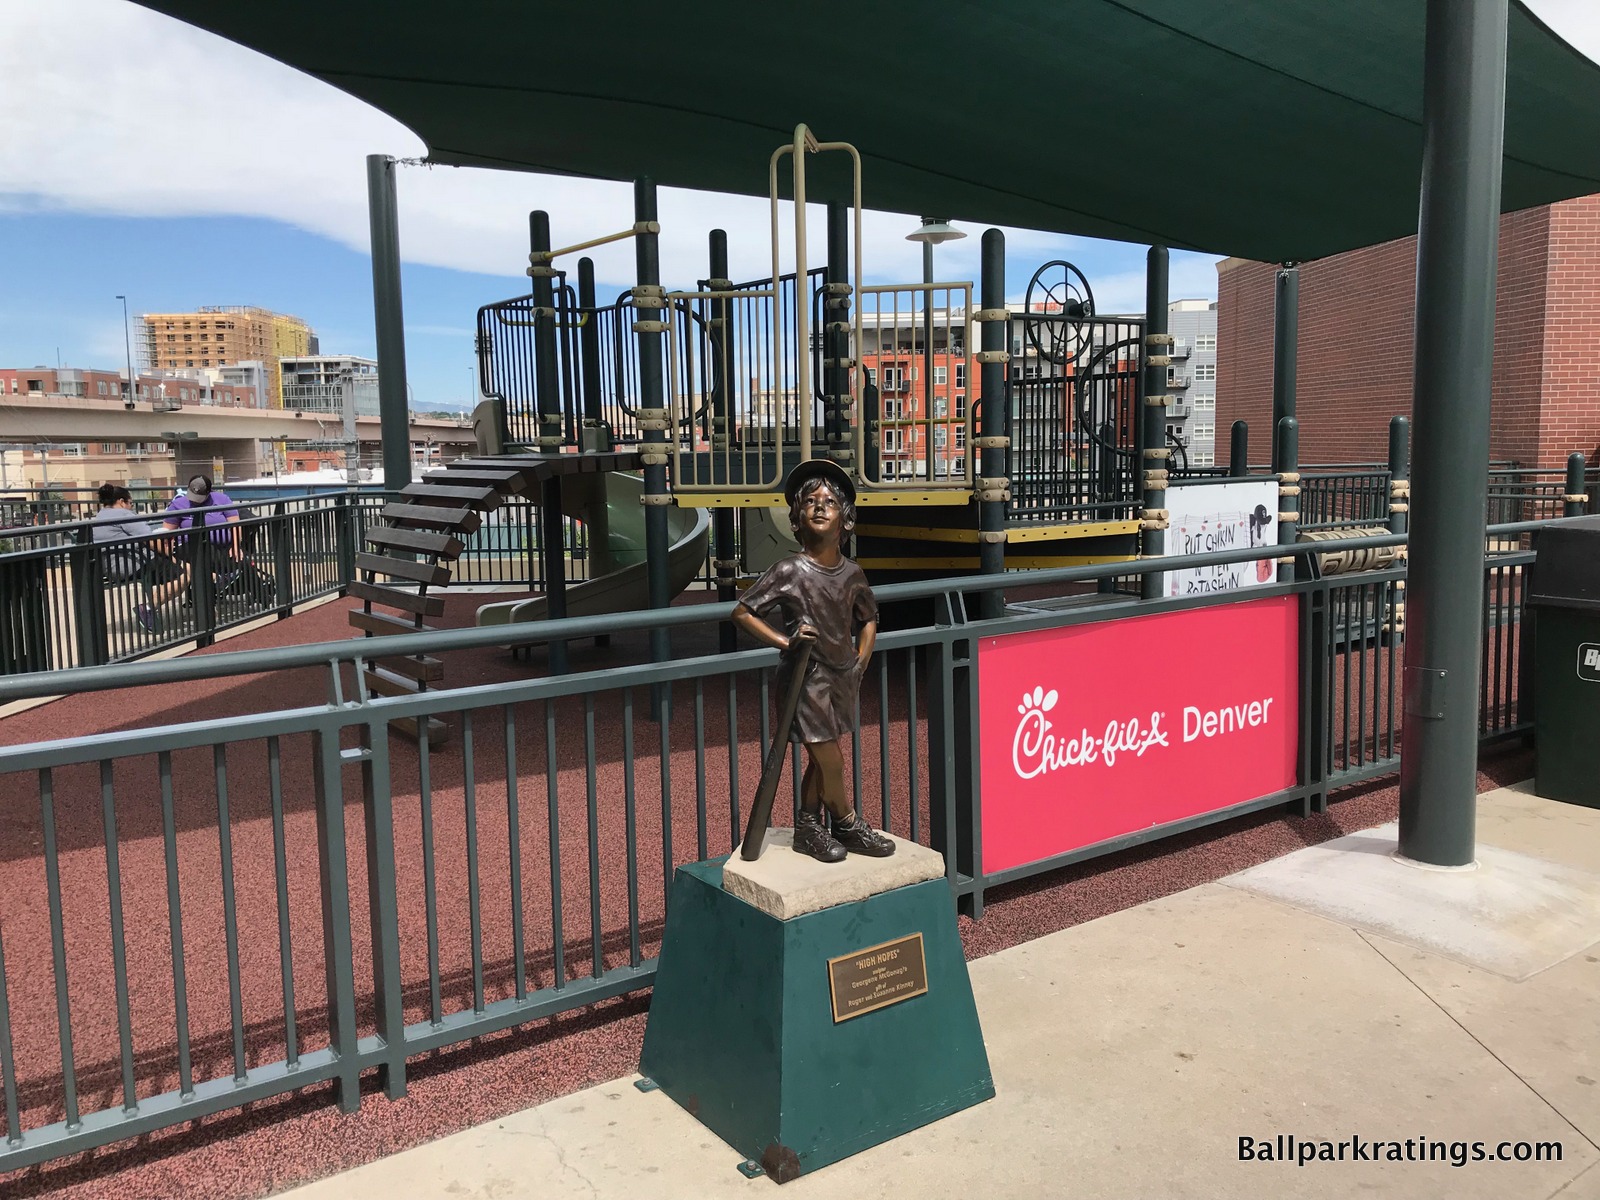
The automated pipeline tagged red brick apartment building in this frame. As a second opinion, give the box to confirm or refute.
[1217,194,1600,467]
[858,348,974,479]
[0,366,259,409]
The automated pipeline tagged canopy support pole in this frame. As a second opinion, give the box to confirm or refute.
[1397,0,1508,868]
[366,154,412,492]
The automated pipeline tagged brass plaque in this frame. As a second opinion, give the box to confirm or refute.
[827,933,928,1023]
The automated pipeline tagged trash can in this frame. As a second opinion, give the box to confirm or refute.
[1529,515,1600,807]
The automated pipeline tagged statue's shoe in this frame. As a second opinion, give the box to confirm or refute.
[833,814,896,857]
[793,811,846,863]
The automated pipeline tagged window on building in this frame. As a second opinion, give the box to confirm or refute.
[1194,393,1215,410]
[932,365,947,386]
[1195,334,1217,352]
[882,398,904,419]
[97,381,109,395]
[881,429,902,453]
[100,442,125,454]
[1194,363,1216,382]
[954,363,966,389]
[183,334,193,342]
[954,427,966,450]
[881,367,902,391]
[1192,422,1215,440]
[60,444,86,457]
[933,398,948,418]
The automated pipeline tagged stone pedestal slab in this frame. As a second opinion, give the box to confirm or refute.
[722,828,946,919]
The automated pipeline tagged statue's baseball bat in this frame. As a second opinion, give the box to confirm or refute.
[739,638,814,860]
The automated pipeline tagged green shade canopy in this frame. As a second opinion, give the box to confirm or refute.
[136,0,1600,262]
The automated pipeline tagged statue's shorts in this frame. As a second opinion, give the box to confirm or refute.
[776,656,861,744]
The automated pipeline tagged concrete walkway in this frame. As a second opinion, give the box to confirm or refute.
[283,784,1600,1200]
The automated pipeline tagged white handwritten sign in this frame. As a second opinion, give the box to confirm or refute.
[1163,480,1279,597]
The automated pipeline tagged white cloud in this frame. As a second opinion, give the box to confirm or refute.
[9,1,1590,301]
[0,0,1180,296]
[1530,0,1600,61]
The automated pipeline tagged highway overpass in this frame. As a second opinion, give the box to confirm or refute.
[0,393,479,449]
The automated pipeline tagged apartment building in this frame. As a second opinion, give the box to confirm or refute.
[1,365,167,406]
[1165,299,1219,467]
[855,304,973,481]
[0,365,260,409]
[0,441,178,494]
[140,307,316,407]
[280,355,380,416]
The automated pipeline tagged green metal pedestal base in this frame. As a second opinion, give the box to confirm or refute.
[638,859,993,1183]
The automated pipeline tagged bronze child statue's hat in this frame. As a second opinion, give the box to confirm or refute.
[783,459,856,507]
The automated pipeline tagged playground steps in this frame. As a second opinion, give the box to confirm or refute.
[348,452,643,741]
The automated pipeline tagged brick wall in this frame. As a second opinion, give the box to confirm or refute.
[1217,196,1599,470]
[1540,196,1600,467]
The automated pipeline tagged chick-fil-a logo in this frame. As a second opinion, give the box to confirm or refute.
[979,595,1300,876]
[1011,687,1169,777]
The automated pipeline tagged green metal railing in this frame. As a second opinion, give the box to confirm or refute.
[0,517,1580,1169]
[0,494,362,674]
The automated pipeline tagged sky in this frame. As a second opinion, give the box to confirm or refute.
[2,0,1598,413]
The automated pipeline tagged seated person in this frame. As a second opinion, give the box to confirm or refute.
[162,473,243,587]
[91,482,189,632]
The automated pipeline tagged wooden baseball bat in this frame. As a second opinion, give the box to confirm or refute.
[739,638,814,861]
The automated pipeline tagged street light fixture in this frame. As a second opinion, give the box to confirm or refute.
[905,219,967,481]
[905,217,967,248]
[115,295,138,410]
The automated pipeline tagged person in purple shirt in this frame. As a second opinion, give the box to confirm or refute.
[163,473,243,583]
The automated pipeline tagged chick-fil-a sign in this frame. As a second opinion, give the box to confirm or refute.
[979,595,1298,876]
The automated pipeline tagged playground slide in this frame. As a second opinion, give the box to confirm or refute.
[475,472,711,627]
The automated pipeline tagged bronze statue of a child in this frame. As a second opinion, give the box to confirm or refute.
[732,461,896,863]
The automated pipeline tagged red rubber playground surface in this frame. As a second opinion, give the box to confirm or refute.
[0,591,1533,1200]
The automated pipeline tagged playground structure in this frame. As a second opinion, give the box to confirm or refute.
[348,127,1181,702]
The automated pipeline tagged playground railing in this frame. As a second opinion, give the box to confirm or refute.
[0,517,1581,1169]
[0,488,737,677]
[1297,465,1597,534]
[0,494,364,676]
[1003,315,1144,524]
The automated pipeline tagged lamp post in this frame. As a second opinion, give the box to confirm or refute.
[906,218,966,480]
[115,295,137,410]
